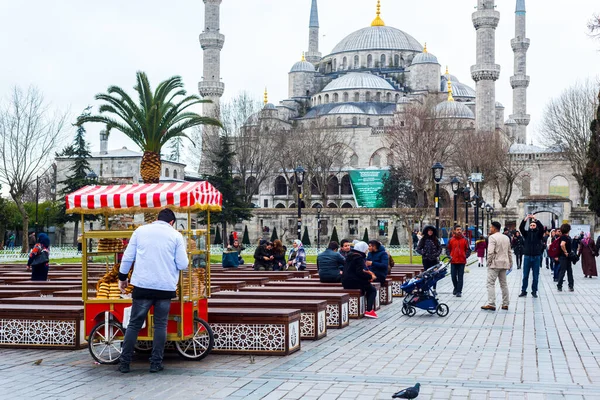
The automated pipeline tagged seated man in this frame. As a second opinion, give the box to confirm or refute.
[253,240,274,271]
[366,240,389,285]
[341,241,378,319]
[317,241,346,283]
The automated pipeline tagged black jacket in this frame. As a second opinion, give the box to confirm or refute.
[341,251,372,288]
[519,219,545,256]
[317,249,345,280]
[253,245,272,267]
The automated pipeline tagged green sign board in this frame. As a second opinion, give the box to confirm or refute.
[348,170,389,208]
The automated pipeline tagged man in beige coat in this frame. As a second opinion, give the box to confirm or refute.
[481,221,513,311]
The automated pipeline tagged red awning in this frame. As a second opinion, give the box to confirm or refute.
[66,182,222,214]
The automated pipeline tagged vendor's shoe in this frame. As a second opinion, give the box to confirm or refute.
[532,292,538,298]
[481,305,496,311]
[118,364,130,374]
[518,292,527,297]
[149,364,164,373]
[501,305,508,310]
[364,310,378,319]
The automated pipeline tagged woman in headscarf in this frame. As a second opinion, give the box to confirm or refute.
[286,239,306,271]
[415,226,442,270]
[578,233,598,278]
[27,233,50,281]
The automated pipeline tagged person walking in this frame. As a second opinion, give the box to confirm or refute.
[416,226,442,271]
[556,224,574,292]
[481,222,513,311]
[366,240,389,285]
[342,241,378,319]
[446,225,470,297]
[512,231,525,270]
[317,241,346,283]
[474,237,487,267]
[518,214,545,298]
[117,209,189,374]
[27,233,51,281]
[579,233,597,278]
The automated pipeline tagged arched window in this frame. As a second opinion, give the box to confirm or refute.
[310,121,316,129]
[354,92,360,102]
[352,117,357,126]
[275,203,286,209]
[394,54,400,66]
[375,92,381,102]
[367,54,373,68]
[337,117,342,126]
[378,118,384,127]
[332,59,337,71]
[173,170,178,179]
[372,154,381,166]
[341,175,352,194]
[386,92,391,102]
[311,176,319,195]
[342,57,347,69]
[318,95,322,105]
[343,92,349,102]
[549,175,570,198]
[333,93,339,102]
[521,175,531,197]
[395,94,400,102]
[327,175,339,196]
[341,203,353,209]
[274,176,287,195]
[324,94,329,104]
[354,55,359,68]
[365,92,371,101]
[366,118,371,126]
[323,118,328,127]
[328,203,338,208]
[246,176,258,196]
[350,154,358,167]
[165,168,170,178]
[380,54,386,67]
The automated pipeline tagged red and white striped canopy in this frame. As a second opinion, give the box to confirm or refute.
[66,182,222,214]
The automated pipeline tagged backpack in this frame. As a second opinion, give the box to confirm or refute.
[387,251,394,274]
[547,237,561,258]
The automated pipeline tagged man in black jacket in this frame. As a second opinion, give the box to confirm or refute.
[253,240,274,271]
[317,241,346,283]
[519,214,545,298]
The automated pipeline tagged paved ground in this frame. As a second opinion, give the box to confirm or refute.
[1,260,599,400]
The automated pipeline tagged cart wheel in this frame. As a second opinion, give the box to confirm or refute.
[401,305,408,315]
[175,317,214,361]
[134,340,153,353]
[88,320,125,365]
[436,303,449,317]
[407,306,416,317]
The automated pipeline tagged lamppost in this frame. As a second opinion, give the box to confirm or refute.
[87,170,98,183]
[486,204,494,228]
[294,166,306,240]
[471,194,479,239]
[480,200,486,236]
[432,162,444,232]
[316,204,322,252]
[450,177,461,226]
[463,186,471,232]
[45,207,50,233]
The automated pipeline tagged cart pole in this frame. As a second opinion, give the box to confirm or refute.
[81,214,88,302]
[207,210,211,298]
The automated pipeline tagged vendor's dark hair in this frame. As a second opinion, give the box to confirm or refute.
[328,241,339,251]
[367,240,381,249]
[491,221,501,231]
[157,208,176,223]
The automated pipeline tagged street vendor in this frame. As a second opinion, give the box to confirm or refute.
[117,208,189,374]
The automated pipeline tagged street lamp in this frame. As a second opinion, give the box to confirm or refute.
[471,194,479,239]
[45,207,50,233]
[462,186,471,233]
[87,170,98,183]
[294,166,306,240]
[486,204,494,228]
[432,162,444,232]
[315,204,322,252]
[450,177,461,226]
[480,200,486,236]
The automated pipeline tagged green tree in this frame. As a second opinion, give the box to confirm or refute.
[302,226,311,246]
[270,227,278,241]
[390,226,400,246]
[242,225,250,245]
[362,228,369,242]
[0,192,11,248]
[78,71,221,184]
[330,226,339,244]
[583,90,600,216]
[214,225,222,245]
[167,136,184,163]
[207,136,252,240]
[379,166,415,208]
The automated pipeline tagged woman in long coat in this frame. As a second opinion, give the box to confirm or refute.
[579,233,598,278]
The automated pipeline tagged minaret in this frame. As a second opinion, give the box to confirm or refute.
[198,0,225,174]
[509,0,530,144]
[471,0,500,134]
[305,0,321,64]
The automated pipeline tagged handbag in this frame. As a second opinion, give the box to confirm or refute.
[222,251,240,268]
[31,247,49,267]
[568,251,580,265]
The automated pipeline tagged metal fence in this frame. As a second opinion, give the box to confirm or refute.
[0,246,81,262]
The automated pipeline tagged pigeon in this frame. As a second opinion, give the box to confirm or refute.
[392,383,420,399]
[32,359,43,365]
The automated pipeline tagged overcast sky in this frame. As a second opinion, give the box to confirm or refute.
[0,0,599,159]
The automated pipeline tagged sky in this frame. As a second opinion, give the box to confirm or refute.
[0,0,599,160]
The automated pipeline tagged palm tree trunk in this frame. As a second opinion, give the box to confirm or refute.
[140,151,162,223]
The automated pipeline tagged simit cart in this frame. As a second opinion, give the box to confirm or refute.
[65,181,222,364]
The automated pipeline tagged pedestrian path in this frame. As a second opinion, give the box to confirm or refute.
[1,261,599,399]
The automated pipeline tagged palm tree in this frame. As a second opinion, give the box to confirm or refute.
[79,71,222,183]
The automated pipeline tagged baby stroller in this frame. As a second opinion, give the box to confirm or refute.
[400,257,450,317]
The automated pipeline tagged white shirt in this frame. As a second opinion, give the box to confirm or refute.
[120,220,188,291]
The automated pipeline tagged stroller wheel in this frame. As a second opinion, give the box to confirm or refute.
[407,306,416,317]
[401,305,408,315]
[436,303,449,317]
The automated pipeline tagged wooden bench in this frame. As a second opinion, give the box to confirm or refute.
[295,278,394,305]
[211,272,294,282]
[0,290,42,298]
[208,307,301,355]
[218,269,312,279]
[209,280,247,291]
[211,291,350,329]
[0,284,81,295]
[0,304,85,349]
[388,273,409,297]
[0,297,83,305]
[211,277,269,287]
[209,298,327,340]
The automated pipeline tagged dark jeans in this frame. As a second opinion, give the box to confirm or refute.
[553,259,561,280]
[319,273,342,283]
[423,259,438,270]
[515,254,523,269]
[522,255,541,293]
[31,264,49,281]
[557,256,574,289]
[120,297,171,367]
[451,264,465,294]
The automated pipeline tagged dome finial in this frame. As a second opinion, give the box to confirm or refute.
[371,0,385,27]
[423,43,428,53]
[301,52,305,62]
[264,87,268,105]
[445,65,449,75]
[446,71,454,102]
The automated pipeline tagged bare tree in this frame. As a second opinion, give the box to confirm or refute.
[386,99,460,207]
[588,14,600,40]
[0,87,67,253]
[491,138,527,208]
[540,79,600,202]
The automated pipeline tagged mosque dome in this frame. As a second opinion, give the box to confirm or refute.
[495,101,504,108]
[264,103,277,110]
[322,72,395,92]
[329,26,423,56]
[440,74,475,99]
[328,105,365,114]
[435,101,475,119]
[411,51,439,65]
[505,118,517,125]
[290,60,316,73]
